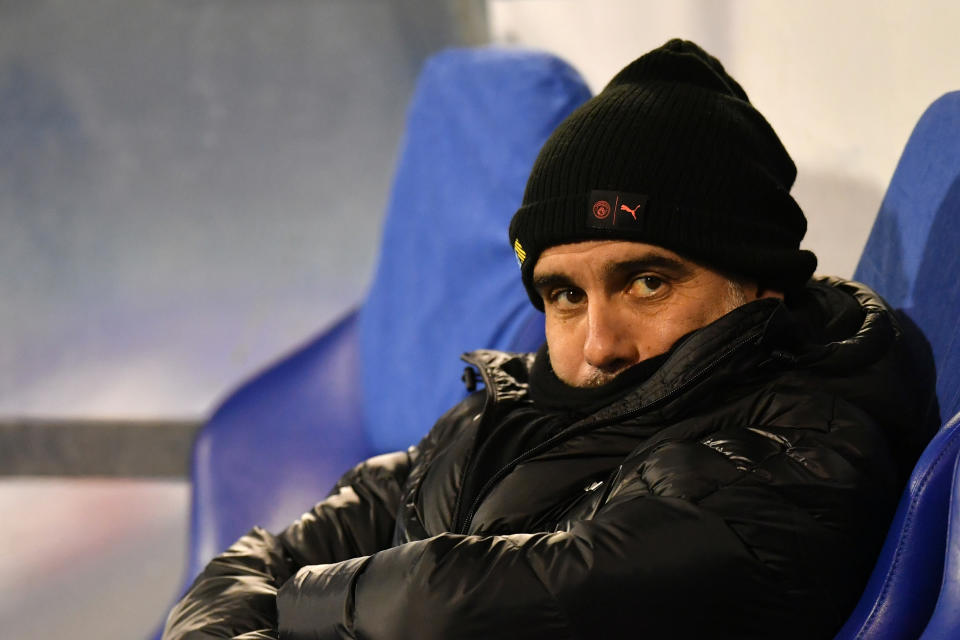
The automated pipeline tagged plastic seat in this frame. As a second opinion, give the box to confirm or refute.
[836,90,960,640]
[183,47,591,581]
[854,91,960,413]
[920,448,960,638]
[836,412,960,640]
[188,310,369,580]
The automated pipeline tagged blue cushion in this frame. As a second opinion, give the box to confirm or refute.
[358,47,591,453]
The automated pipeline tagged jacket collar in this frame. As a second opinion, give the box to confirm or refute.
[460,350,535,405]
[462,277,897,418]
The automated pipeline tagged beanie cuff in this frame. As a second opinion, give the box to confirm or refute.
[511,190,816,310]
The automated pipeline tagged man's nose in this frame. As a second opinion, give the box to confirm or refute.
[582,301,639,373]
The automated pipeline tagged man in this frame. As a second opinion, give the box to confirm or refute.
[163,40,938,639]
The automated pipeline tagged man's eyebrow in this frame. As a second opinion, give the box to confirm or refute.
[532,254,693,293]
[603,255,694,280]
[532,273,575,293]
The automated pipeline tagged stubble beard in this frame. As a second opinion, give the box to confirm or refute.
[581,369,620,388]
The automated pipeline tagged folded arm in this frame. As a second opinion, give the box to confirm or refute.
[161,450,412,640]
[277,417,894,639]
[277,494,792,640]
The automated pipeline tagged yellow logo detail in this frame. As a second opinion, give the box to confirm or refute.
[513,239,527,266]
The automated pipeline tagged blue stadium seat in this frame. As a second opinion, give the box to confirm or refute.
[836,412,960,640]
[837,90,960,640]
[854,91,960,414]
[920,451,960,638]
[183,47,591,582]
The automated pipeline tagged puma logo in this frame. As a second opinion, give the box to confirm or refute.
[620,203,642,220]
[587,190,647,231]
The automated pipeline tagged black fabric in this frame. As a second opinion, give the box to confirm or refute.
[528,342,673,413]
[162,278,939,640]
[456,405,572,530]
[509,39,817,309]
[458,338,687,519]
[786,280,867,345]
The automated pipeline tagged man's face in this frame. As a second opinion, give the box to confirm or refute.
[532,240,758,388]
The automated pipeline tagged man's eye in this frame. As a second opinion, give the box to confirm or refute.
[629,276,664,297]
[550,288,585,307]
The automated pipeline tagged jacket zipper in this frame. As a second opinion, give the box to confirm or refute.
[450,354,500,533]
[455,326,764,535]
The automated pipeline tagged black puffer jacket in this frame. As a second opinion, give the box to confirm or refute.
[163,278,938,640]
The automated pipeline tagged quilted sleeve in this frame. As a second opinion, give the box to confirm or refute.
[161,450,411,640]
[275,497,786,639]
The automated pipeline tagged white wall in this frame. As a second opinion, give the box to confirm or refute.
[489,0,960,278]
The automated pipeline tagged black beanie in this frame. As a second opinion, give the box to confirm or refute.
[509,39,817,310]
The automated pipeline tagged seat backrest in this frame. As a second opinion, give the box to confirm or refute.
[837,91,960,639]
[186,47,591,577]
[854,91,960,416]
[189,311,369,580]
[358,47,591,453]
[919,448,960,639]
